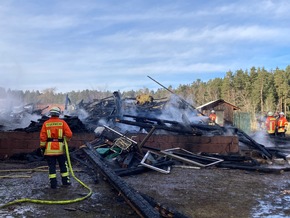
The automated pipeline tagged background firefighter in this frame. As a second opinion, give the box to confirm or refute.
[209,110,217,125]
[276,112,288,137]
[40,106,73,189]
[265,111,277,137]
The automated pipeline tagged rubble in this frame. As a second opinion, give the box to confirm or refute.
[2,89,290,217]
[2,90,290,176]
[0,103,48,131]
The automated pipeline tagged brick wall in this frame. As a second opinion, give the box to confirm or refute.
[131,134,240,154]
[0,132,95,159]
[0,132,240,159]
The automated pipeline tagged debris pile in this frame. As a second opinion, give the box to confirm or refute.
[3,90,290,171]
[0,103,48,131]
[3,90,290,217]
[22,115,89,133]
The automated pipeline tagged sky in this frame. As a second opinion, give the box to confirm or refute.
[1,0,290,93]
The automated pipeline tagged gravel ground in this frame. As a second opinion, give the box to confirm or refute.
[1,158,290,218]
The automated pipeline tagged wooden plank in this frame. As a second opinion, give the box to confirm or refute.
[82,144,160,218]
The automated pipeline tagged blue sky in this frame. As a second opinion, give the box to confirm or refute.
[1,0,290,93]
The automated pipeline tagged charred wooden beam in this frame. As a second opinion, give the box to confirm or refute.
[266,147,290,160]
[82,143,160,218]
[141,193,189,218]
[124,114,209,136]
[189,122,225,134]
[116,118,202,135]
[268,136,290,147]
[113,91,122,118]
[229,127,272,159]
[238,136,272,159]
[138,126,156,153]
[147,75,202,117]
[32,105,49,115]
[142,145,163,152]
[123,114,181,126]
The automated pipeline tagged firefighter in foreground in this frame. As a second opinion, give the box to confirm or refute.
[276,112,288,137]
[265,111,277,137]
[40,107,73,189]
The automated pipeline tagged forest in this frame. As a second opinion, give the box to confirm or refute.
[1,65,290,119]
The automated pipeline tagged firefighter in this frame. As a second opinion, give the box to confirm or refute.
[276,112,288,137]
[209,110,217,125]
[40,106,73,189]
[265,111,277,137]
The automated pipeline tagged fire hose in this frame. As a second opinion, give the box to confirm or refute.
[0,138,92,208]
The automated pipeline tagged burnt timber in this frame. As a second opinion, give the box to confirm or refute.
[82,143,164,218]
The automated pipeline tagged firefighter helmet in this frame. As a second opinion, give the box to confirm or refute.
[211,110,215,113]
[267,111,273,116]
[279,112,285,116]
[50,107,61,116]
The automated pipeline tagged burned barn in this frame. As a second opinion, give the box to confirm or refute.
[0,91,287,167]
[2,91,290,217]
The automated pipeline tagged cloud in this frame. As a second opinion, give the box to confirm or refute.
[0,0,290,93]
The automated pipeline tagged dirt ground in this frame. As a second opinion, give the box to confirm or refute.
[1,158,290,218]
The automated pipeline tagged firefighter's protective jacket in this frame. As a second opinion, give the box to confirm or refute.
[277,116,288,133]
[40,116,72,156]
[209,113,217,122]
[265,116,277,134]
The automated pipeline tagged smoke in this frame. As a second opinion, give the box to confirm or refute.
[158,95,205,124]
[251,130,275,147]
[73,108,89,121]
[0,96,41,131]
[159,100,184,122]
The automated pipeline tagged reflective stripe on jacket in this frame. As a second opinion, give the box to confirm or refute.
[40,117,72,156]
[265,116,277,134]
[277,117,288,133]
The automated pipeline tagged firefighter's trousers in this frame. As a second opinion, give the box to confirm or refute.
[46,155,70,188]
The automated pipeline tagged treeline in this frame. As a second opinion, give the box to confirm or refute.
[175,65,290,116]
[1,65,290,118]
